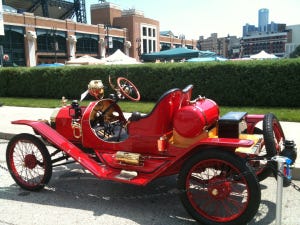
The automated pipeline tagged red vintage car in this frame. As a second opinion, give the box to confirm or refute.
[5,76,296,225]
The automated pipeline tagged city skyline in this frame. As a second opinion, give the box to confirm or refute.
[86,0,300,39]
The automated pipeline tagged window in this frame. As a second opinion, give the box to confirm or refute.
[160,42,170,51]
[141,24,157,54]
[143,27,147,36]
[0,25,25,66]
[143,39,147,53]
[76,33,98,54]
[109,37,125,56]
[37,29,67,53]
[148,40,152,52]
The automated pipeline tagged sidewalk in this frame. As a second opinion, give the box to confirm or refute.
[0,105,299,179]
[0,106,300,225]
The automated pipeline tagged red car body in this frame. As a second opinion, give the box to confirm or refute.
[12,85,260,185]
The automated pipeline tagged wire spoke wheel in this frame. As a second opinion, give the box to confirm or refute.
[263,113,285,157]
[178,150,260,225]
[6,133,52,191]
[256,113,285,181]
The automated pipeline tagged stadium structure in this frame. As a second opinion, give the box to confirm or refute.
[3,0,86,23]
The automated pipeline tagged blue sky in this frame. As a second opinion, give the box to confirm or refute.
[85,0,300,39]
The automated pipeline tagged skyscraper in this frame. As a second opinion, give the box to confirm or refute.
[258,8,269,32]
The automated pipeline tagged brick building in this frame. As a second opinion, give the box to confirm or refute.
[240,32,292,58]
[0,1,197,67]
[198,33,241,58]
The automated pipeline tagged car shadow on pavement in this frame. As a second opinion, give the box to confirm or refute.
[0,164,197,225]
[249,200,276,224]
[0,163,277,225]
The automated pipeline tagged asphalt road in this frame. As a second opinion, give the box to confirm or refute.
[0,139,300,225]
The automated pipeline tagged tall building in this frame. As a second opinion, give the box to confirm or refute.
[240,8,294,57]
[258,8,269,32]
[243,8,286,37]
[243,23,257,37]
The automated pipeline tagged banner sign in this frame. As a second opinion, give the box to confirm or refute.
[108,36,113,48]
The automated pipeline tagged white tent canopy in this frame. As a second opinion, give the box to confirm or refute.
[250,50,278,59]
[65,50,140,66]
[105,49,140,65]
[66,55,105,65]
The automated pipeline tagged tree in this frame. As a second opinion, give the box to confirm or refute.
[290,44,300,58]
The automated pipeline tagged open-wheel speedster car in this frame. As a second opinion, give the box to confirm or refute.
[6,76,297,225]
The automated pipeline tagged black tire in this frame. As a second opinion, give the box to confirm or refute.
[245,114,285,182]
[263,113,285,156]
[6,133,52,191]
[178,149,261,225]
[261,113,285,181]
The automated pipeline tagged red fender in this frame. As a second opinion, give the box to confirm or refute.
[11,120,156,185]
[11,120,112,178]
[199,137,254,147]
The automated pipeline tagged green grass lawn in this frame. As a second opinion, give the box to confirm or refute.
[0,97,299,122]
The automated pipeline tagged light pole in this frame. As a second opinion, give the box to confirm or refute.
[226,35,231,58]
[179,34,185,47]
[51,27,58,63]
[170,35,174,49]
[0,45,3,67]
[136,37,141,59]
[105,24,111,56]
[217,39,221,55]
[239,38,244,58]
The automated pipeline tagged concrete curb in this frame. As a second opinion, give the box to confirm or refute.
[0,132,15,140]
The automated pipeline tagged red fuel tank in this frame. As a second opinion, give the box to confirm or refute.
[173,98,219,138]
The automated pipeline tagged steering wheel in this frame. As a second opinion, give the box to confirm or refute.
[117,77,140,101]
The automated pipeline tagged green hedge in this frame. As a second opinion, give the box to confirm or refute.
[0,58,300,107]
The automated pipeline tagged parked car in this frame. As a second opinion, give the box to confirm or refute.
[5,76,296,225]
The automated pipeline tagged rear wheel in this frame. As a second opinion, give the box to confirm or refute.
[6,133,52,191]
[256,113,285,181]
[263,113,285,157]
[263,113,289,185]
[178,149,260,225]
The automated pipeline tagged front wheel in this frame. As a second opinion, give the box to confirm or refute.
[6,133,52,191]
[178,149,260,225]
